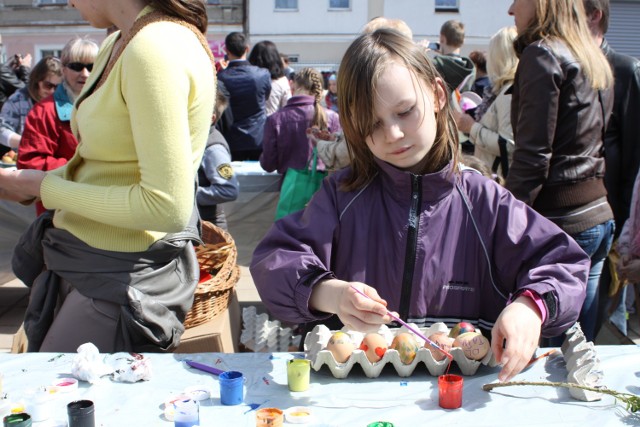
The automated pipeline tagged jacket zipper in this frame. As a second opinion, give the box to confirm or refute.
[399,174,421,320]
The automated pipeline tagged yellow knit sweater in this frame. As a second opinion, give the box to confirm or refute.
[40,8,215,252]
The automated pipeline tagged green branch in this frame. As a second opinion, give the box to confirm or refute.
[482,381,640,413]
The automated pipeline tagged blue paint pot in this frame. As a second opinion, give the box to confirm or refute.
[219,371,244,406]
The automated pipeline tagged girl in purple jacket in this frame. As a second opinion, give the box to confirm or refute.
[251,29,589,382]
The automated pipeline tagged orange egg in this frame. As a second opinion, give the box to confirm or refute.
[359,333,388,363]
[325,331,356,363]
[425,332,454,362]
[390,332,420,364]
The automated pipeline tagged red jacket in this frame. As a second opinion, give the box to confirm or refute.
[18,92,78,215]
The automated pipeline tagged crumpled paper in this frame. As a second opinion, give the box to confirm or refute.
[71,343,113,384]
[71,342,153,384]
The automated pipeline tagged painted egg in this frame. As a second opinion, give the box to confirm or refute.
[359,333,388,363]
[453,331,490,360]
[448,322,476,338]
[325,331,356,363]
[425,332,455,362]
[390,332,420,364]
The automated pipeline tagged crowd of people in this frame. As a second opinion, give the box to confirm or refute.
[0,0,637,384]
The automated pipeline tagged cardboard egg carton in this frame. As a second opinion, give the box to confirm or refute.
[305,323,497,378]
[560,323,603,402]
[240,306,302,352]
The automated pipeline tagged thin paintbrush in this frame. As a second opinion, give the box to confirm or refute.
[350,285,454,360]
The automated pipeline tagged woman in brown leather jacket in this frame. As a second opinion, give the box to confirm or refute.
[505,0,614,343]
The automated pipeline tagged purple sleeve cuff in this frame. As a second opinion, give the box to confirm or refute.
[514,289,547,323]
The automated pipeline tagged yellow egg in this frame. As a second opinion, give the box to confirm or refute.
[453,331,490,360]
[390,332,420,364]
[358,333,388,363]
[325,331,356,363]
[425,332,455,362]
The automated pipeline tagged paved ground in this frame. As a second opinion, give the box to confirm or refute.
[1,271,638,352]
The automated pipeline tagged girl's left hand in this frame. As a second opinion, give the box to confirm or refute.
[452,109,475,134]
[618,258,640,283]
[491,296,542,382]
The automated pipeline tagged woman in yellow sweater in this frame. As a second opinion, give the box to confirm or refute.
[0,0,216,352]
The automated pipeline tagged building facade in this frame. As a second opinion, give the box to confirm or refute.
[0,0,244,63]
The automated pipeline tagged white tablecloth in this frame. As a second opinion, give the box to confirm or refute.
[0,346,639,426]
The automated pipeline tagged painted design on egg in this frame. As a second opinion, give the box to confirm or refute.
[325,331,356,363]
[448,322,476,338]
[453,331,490,361]
[359,333,388,363]
[390,332,420,364]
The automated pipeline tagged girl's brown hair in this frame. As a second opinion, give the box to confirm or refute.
[294,68,329,131]
[151,0,208,35]
[337,29,459,191]
[28,56,62,102]
[515,0,612,90]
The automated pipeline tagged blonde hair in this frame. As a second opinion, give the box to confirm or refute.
[61,36,98,65]
[293,68,328,131]
[362,17,413,39]
[338,29,459,191]
[517,0,612,90]
[487,26,519,94]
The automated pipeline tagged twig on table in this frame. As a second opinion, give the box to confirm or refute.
[482,381,640,413]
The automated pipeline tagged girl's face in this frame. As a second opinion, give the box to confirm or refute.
[366,59,446,174]
[37,73,63,100]
[508,0,536,35]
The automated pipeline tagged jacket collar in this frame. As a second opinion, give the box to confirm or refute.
[53,83,74,122]
[374,158,456,203]
[226,59,250,68]
[285,95,315,107]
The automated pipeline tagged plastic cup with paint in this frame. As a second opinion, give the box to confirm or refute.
[67,399,95,427]
[26,388,56,422]
[438,374,463,409]
[3,413,32,427]
[219,371,244,406]
[287,359,310,392]
[255,408,283,427]
[173,399,199,427]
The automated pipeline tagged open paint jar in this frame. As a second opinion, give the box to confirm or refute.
[438,374,463,409]
[219,371,245,406]
[287,359,310,392]
[255,408,283,427]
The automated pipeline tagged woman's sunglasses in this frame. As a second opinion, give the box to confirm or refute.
[40,81,58,90]
[65,62,93,72]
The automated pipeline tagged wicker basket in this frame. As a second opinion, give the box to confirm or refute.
[184,221,240,329]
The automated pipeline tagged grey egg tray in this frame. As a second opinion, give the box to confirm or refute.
[304,322,497,378]
[561,323,603,402]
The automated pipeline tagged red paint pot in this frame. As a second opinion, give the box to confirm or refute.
[438,374,463,409]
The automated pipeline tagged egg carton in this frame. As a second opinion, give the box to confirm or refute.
[305,323,497,378]
[561,323,603,402]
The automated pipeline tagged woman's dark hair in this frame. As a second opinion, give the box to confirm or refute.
[248,41,285,80]
[151,0,208,34]
[28,56,62,102]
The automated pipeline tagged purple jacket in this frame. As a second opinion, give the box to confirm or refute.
[250,160,589,337]
[259,95,341,178]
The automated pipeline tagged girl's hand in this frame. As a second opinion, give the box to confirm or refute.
[452,109,475,134]
[306,127,337,147]
[618,257,640,283]
[309,279,394,331]
[491,296,542,382]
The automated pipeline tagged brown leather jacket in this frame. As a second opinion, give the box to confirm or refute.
[506,38,613,214]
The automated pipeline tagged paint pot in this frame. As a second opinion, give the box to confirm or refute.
[255,407,283,427]
[438,374,463,409]
[3,413,32,427]
[219,371,244,406]
[173,399,199,427]
[26,389,56,422]
[287,359,310,392]
[366,423,394,427]
[284,406,313,424]
[53,378,78,393]
[67,399,95,427]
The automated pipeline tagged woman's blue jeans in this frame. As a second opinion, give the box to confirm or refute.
[546,220,615,346]
[571,220,615,342]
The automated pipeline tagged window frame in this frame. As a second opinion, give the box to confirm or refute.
[435,0,459,13]
[275,0,298,12]
[37,0,68,5]
[328,0,351,11]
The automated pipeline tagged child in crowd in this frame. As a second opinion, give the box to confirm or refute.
[197,82,239,230]
[251,29,589,382]
[260,67,341,180]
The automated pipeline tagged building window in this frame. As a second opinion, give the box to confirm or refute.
[275,0,298,10]
[207,0,221,4]
[38,0,67,4]
[329,0,350,9]
[435,0,459,12]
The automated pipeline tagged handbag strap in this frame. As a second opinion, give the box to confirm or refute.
[306,147,320,176]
